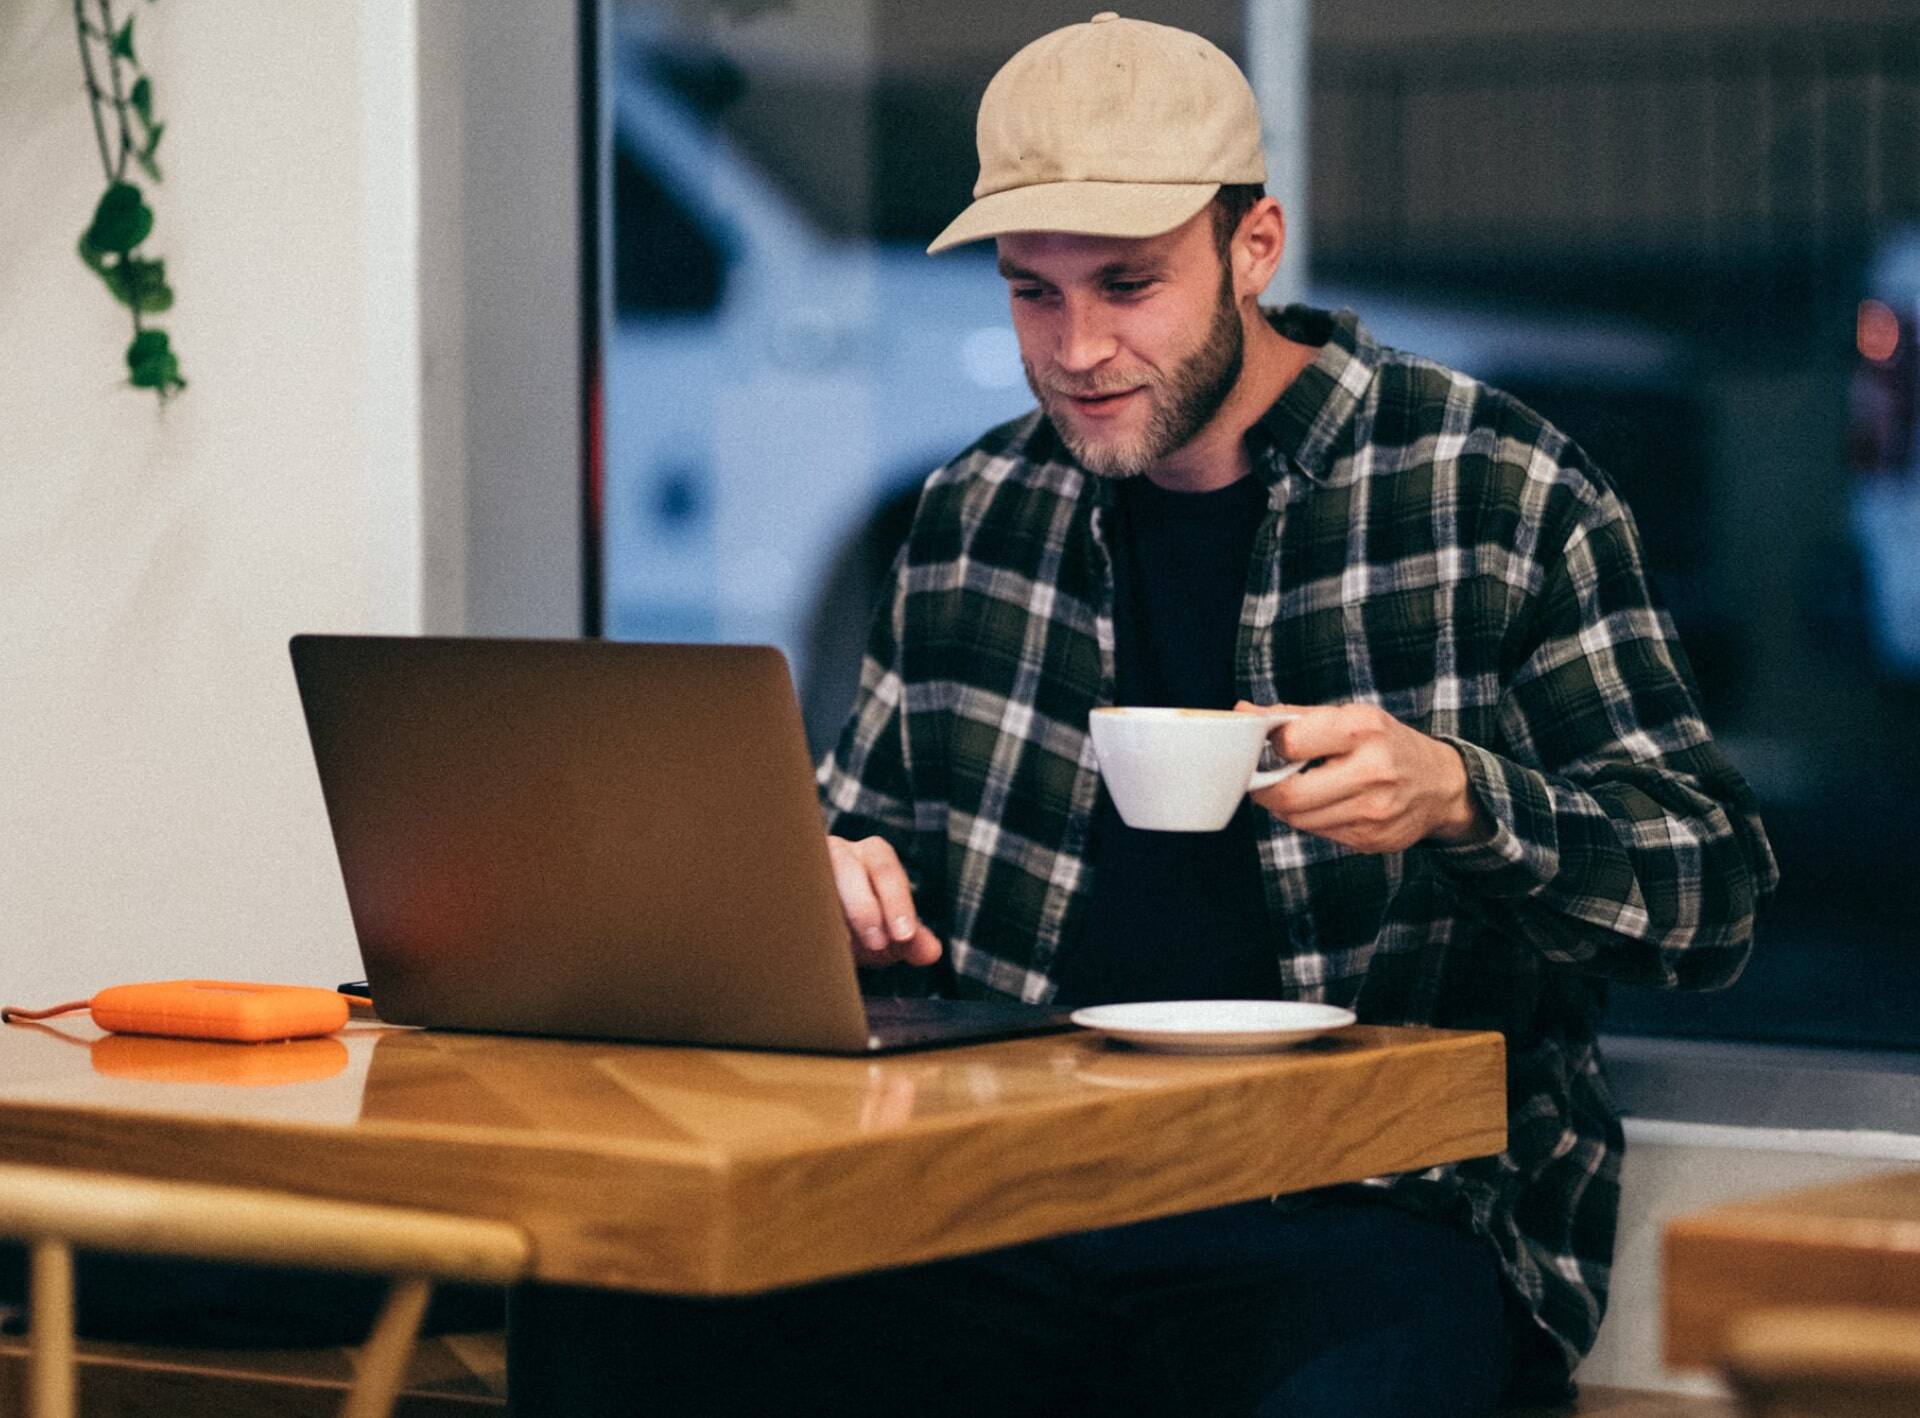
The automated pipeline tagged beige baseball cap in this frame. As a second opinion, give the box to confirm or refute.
[926,12,1266,255]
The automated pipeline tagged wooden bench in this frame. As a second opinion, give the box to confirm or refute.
[0,1329,506,1417]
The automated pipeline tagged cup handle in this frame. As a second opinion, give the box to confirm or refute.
[1248,760,1306,792]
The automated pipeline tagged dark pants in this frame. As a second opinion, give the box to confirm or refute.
[509,1193,1514,1418]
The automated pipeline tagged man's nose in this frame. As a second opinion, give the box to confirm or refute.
[1054,294,1117,374]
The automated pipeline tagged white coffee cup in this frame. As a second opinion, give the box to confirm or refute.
[1088,706,1304,833]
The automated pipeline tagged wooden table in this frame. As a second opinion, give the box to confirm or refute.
[0,1018,1505,1296]
[1665,1169,1920,1370]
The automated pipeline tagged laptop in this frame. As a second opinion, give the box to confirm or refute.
[288,634,1075,1054]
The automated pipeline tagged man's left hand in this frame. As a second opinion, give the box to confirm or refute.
[1235,702,1493,854]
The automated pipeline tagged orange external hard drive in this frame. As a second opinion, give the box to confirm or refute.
[85,980,352,1042]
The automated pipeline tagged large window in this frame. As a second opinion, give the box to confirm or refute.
[595,2,1920,1050]
[597,1,1043,759]
[1305,21,1920,1052]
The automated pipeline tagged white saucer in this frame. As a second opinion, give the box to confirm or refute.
[1069,1000,1357,1054]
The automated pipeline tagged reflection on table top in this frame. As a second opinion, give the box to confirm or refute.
[0,1019,1506,1294]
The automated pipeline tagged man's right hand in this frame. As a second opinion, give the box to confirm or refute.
[826,835,943,968]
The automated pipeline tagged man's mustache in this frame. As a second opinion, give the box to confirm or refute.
[1041,375,1148,399]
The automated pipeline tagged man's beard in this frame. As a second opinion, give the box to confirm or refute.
[1025,269,1246,480]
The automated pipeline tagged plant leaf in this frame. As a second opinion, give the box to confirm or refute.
[85,182,153,254]
[131,76,152,127]
[113,256,174,314]
[136,120,165,180]
[103,265,134,309]
[126,328,185,394]
[86,250,135,310]
[112,16,136,64]
[77,230,112,275]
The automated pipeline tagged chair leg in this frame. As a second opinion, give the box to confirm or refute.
[341,1275,433,1418]
[27,1239,75,1418]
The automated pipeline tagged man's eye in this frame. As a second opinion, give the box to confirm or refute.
[1107,279,1153,296]
[1009,286,1049,302]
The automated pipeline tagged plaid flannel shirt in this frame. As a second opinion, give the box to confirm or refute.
[818,304,1778,1393]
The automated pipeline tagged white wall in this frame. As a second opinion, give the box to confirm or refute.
[0,1,420,999]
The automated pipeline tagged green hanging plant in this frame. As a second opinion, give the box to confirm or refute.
[73,0,184,401]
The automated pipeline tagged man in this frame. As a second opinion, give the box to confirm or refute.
[811,12,1776,1417]
[531,14,1774,1416]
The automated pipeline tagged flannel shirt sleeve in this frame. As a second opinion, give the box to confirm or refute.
[1430,477,1780,990]
[816,545,923,879]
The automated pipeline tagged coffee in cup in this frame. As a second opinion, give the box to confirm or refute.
[1088,707,1302,833]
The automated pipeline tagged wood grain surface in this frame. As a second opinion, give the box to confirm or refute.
[0,1020,1505,1294]
[1664,1169,1920,1369]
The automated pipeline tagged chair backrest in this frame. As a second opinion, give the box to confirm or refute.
[1722,1305,1920,1418]
[0,1162,528,1418]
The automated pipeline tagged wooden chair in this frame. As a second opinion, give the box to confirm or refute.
[0,1163,528,1418]
[1721,1305,1920,1418]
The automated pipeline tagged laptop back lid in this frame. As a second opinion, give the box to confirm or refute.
[289,635,872,1052]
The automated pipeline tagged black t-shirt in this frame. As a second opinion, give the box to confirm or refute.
[1054,473,1280,1007]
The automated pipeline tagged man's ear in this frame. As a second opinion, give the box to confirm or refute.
[1234,198,1286,303]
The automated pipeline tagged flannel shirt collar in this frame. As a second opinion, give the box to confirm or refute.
[1035,304,1381,504]
[1249,305,1380,486]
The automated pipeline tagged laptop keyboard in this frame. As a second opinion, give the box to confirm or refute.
[859,995,1077,1051]
[864,996,1032,1023]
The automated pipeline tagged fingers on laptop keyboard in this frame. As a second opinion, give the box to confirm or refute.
[826,836,942,968]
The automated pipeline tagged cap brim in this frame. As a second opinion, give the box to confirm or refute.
[926,180,1220,254]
